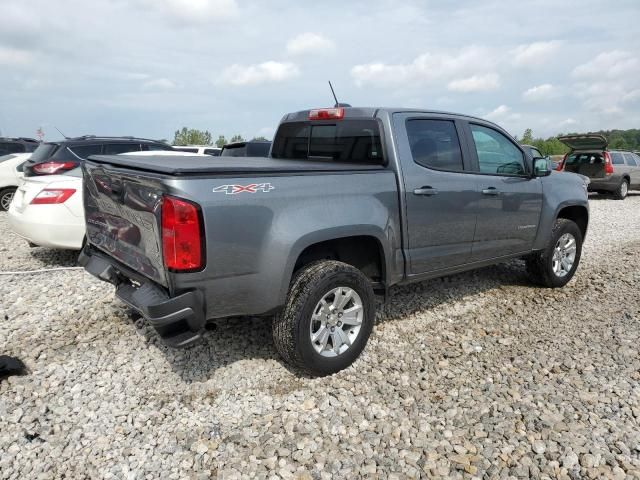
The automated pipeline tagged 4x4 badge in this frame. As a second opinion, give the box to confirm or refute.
[213,183,274,194]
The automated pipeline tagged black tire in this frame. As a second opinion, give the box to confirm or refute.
[0,187,16,211]
[526,218,583,288]
[272,260,375,376]
[613,179,629,200]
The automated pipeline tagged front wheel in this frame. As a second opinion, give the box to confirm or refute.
[0,187,16,211]
[526,218,583,288]
[272,260,375,376]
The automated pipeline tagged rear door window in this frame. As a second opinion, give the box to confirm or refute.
[622,153,637,166]
[611,152,625,165]
[69,144,103,159]
[406,119,464,171]
[272,120,384,164]
[469,124,526,175]
[104,143,142,154]
[204,149,220,156]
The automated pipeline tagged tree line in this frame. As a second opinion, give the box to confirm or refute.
[516,128,640,156]
[172,127,269,148]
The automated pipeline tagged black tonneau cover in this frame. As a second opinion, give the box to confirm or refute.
[87,154,385,175]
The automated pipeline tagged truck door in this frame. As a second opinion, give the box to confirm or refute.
[463,122,543,260]
[393,113,478,274]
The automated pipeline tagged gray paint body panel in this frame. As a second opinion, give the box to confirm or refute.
[83,107,589,323]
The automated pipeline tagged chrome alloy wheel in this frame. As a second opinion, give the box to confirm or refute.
[620,180,628,198]
[309,287,363,357]
[552,233,577,278]
[0,190,14,210]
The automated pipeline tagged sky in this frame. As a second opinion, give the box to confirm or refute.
[1,0,639,143]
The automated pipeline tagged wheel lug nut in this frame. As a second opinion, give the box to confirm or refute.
[338,313,343,317]
[337,321,342,327]
[331,327,335,332]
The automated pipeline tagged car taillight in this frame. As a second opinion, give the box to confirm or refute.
[308,107,345,120]
[31,161,79,175]
[30,188,76,204]
[556,154,567,171]
[161,195,204,271]
[603,151,614,175]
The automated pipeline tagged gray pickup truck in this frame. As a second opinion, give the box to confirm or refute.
[80,107,589,375]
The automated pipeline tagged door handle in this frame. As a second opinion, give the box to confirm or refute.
[413,186,438,196]
[481,187,500,196]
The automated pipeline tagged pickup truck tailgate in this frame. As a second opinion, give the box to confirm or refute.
[83,161,169,287]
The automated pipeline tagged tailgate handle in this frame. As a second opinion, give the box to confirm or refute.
[482,187,500,196]
[413,186,438,196]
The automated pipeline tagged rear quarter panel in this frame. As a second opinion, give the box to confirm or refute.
[166,171,402,319]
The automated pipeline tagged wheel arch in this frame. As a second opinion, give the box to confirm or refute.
[279,228,390,304]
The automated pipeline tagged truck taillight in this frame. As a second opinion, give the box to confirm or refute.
[31,188,76,204]
[603,151,614,175]
[32,161,79,175]
[556,154,567,171]
[309,107,345,120]
[161,195,204,272]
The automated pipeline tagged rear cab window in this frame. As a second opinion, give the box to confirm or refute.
[272,120,384,164]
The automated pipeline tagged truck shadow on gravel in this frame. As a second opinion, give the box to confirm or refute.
[28,248,80,268]
[588,192,640,201]
[158,261,531,382]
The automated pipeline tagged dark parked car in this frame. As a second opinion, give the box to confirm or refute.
[23,136,173,177]
[0,138,39,156]
[220,140,271,157]
[556,134,640,199]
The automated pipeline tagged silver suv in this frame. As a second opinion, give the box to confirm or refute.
[557,134,640,200]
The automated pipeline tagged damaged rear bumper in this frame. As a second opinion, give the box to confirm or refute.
[79,247,205,348]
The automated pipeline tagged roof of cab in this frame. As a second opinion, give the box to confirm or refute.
[280,107,503,128]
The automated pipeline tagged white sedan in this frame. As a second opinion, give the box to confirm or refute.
[8,150,210,250]
[0,153,31,211]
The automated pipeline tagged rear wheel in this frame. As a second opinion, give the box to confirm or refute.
[526,218,582,288]
[613,179,629,200]
[0,187,16,211]
[272,260,375,376]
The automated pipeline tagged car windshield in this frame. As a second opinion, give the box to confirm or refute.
[30,143,60,162]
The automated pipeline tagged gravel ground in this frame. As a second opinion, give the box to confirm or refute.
[1,194,639,479]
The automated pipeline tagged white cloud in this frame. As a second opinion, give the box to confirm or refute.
[572,50,639,79]
[447,73,500,92]
[143,78,176,89]
[220,61,300,86]
[623,89,640,103]
[0,46,32,66]
[512,41,560,67]
[559,118,577,127]
[286,33,334,56]
[139,0,239,24]
[523,83,557,101]
[351,46,494,87]
[484,105,521,122]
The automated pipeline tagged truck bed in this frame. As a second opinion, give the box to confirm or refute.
[87,154,385,175]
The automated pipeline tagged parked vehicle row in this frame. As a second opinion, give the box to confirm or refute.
[0,137,39,156]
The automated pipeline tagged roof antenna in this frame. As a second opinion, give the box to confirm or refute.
[328,81,351,108]
[54,126,69,139]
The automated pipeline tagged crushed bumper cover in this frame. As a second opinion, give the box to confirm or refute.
[79,247,205,348]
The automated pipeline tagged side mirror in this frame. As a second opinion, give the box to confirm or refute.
[533,157,552,177]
